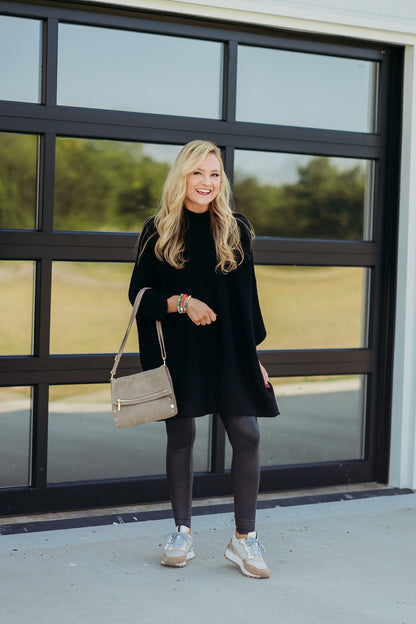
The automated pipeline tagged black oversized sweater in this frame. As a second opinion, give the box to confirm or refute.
[128,208,279,419]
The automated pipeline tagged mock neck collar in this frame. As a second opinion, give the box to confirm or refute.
[183,207,211,220]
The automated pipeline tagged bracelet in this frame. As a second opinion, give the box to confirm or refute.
[177,294,184,314]
[183,295,192,314]
[178,293,189,314]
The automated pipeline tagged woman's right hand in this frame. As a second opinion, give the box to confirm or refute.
[186,297,217,326]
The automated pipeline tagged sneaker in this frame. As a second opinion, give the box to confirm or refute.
[225,531,270,579]
[161,525,195,567]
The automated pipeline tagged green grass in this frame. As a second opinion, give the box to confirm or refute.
[0,261,34,354]
[49,262,138,354]
[2,262,365,359]
[256,265,365,350]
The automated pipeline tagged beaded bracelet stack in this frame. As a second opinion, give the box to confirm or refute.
[177,293,191,314]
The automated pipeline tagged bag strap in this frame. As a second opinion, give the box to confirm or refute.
[110,287,167,380]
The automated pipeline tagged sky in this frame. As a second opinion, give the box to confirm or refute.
[0,14,375,185]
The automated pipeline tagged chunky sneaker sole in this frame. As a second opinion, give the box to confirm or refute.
[161,548,195,568]
[224,532,270,579]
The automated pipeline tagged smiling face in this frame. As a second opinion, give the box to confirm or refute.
[184,152,221,213]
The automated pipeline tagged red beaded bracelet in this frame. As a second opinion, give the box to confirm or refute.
[178,293,189,314]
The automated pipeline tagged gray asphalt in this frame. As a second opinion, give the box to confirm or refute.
[0,490,415,624]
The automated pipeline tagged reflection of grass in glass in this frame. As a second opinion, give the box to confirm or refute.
[273,374,358,386]
[0,261,34,355]
[50,261,139,354]
[0,386,32,402]
[256,265,365,349]
[272,375,361,394]
[3,261,366,357]
[56,261,134,282]
[49,384,110,402]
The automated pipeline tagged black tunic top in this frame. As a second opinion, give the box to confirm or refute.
[128,208,279,420]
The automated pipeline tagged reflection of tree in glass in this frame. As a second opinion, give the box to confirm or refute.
[54,139,171,231]
[0,137,366,239]
[234,156,366,240]
[0,133,38,229]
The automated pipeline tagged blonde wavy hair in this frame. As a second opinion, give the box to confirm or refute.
[153,140,249,273]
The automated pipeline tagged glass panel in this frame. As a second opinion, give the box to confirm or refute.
[0,261,34,355]
[234,151,374,240]
[236,45,377,132]
[0,133,39,230]
[57,23,223,118]
[50,262,144,354]
[0,387,32,487]
[54,139,180,232]
[261,375,366,465]
[0,15,42,103]
[256,266,369,350]
[225,375,366,469]
[47,384,210,482]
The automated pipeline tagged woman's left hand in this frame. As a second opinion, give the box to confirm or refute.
[259,361,271,388]
[186,297,217,326]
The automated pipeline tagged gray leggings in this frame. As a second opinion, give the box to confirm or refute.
[165,415,260,534]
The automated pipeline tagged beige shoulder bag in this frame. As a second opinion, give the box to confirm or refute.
[110,287,178,427]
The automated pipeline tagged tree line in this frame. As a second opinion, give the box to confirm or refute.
[0,135,366,239]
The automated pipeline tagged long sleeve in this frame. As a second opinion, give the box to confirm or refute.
[235,214,266,346]
[128,218,173,321]
[251,256,266,345]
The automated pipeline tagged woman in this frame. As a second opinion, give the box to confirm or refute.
[129,140,278,579]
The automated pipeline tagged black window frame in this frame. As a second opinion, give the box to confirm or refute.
[0,0,402,516]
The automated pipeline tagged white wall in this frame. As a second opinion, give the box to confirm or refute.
[389,45,416,490]
[83,0,416,41]
[83,0,416,489]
